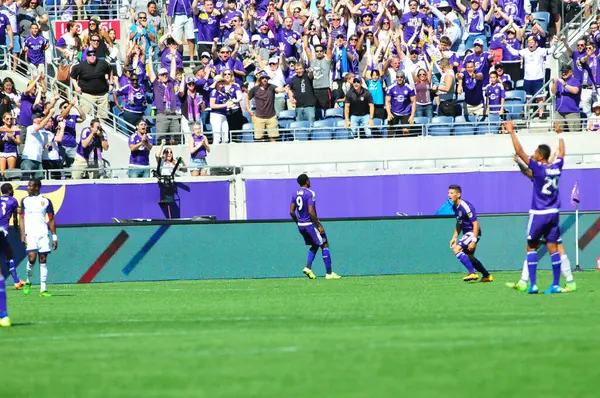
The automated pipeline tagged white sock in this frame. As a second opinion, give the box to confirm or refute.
[40,263,47,292]
[26,262,34,283]
[561,254,574,283]
[520,259,529,282]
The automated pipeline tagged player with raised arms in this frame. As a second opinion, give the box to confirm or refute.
[448,185,493,282]
[507,151,576,293]
[20,179,58,297]
[289,174,341,280]
[0,183,25,289]
[507,121,565,294]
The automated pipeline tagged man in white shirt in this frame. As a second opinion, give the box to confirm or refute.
[20,98,58,179]
[504,35,558,119]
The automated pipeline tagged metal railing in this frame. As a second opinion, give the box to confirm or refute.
[45,0,129,22]
[554,0,598,58]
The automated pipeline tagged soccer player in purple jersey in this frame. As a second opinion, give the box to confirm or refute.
[507,121,565,294]
[289,174,341,280]
[448,185,493,282]
[0,183,24,290]
[507,153,576,293]
[0,226,11,326]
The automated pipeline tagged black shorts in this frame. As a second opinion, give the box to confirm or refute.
[539,0,560,14]
[314,88,331,109]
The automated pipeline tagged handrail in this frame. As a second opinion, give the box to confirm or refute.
[553,0,598,59]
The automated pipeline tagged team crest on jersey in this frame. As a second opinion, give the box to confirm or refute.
[458,211,463,217]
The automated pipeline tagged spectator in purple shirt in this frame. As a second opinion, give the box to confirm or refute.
[168,0,195,60]
[0,112,21,177]
[159,34,184,72]
[22,23,48,78]
[189,122,210,176]
[551,64,582,133]
[457,61,485,117]
[72,118,109,180]
[128,119,154,178]
[277,17,301,60]
[54,96,86,173]
[457,0,487,50]
[114,72,147,131]
[399,0,429,42]
[484,71,505,116]
[385,71,417,136]
[17,75,41,140]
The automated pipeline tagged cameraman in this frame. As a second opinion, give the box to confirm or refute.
[72,118,109,179]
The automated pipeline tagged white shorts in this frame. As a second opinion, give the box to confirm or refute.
[173,15,195,41]
[26,234,51,254]
[0,152,17,158]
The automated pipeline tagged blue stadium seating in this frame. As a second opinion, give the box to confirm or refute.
[428,116,454,136]
[505,90,527,103]
[241,123,254,143]
[334,119,350,139]
[413,116,429,126]
[312,120,333,140]
[325,108,344,120]
[453,115,477,135]
[532,12,550,32]
[289,121,311,141]
[279,110,296,120]
[515,80,524,90]
[476,114,502,135]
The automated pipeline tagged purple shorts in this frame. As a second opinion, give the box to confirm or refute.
[298,224,327,246]
[458,232,480,254]
[527,212,560,243]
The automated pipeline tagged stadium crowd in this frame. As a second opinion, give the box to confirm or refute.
[0,0,597,178]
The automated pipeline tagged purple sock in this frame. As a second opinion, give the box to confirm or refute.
[456,252,475,274]
[322,248,332,274]
[306,246,318,269]
[527,251,538,287]
[550,252,561,286]
[0,275,7,318]
[7,260,18,284]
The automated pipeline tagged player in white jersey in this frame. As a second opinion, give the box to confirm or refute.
[19,179,57,297]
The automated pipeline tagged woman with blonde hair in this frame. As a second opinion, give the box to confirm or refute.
[189,122,210,176]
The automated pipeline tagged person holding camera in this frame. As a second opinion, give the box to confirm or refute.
[128,120,154,178]
[73,118,109,180]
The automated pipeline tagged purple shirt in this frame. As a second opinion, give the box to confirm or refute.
[168,0,193,17]
[116,85,147,113]
[129,132,154,166]
[191,134,207,159]
[555,77,581,114]
[1,129,19,154]
[485,83,505,112]
[0,195,18,233]
[463,74,484,106]
[502,38,521,63]
[329,23,347,40]
[386,83,415,116]
[76,127,108,159]
[57,114,79,148]
[462,52,491,85]
[399,12,428,42]
[152,78,179,113]
[17,93,35,126]
[465,8,485,35]
[292,187,316,224]
[160,49,184,71]
[23,35,48,65]
[528,157,564,211]
[499,0,525,21]
[210,88,228,115]
[194,9,221,43]
[453,199,479,235]
[0,14,9,46]
[572,51,587,83]
[195,78,214,105]
[277,27,301,59]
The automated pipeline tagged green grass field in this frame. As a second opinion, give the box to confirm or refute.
[3,271,600,398]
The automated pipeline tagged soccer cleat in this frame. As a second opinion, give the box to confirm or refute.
[0,317,11,327]
[325,272,342,280]
[544,285,564,294]
[527,285,539,294]
[564,281,577,293]
[463,273,479,282]
[39,291,52,297]
[505,280,528,292]
[480,275,494,283]
[23,282,31,296]
[14,280,26,290]
[303,267,316,279]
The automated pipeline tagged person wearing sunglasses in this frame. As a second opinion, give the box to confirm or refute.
[156,138,188,177]
[128,119,154,178]
[193,0,221,61]
[399,0,430,43]
[189,123,209,176]
[129,12,157,54]
[0,113,21,177]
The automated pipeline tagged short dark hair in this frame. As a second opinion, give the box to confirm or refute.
[448,184,462,193]
[489,71,498,77]
[147,0,157,6]
[297,173,309,186]
[29,178,42,189]
[1,183,13,195]
[538,144,551,160]
[90,118,101,126]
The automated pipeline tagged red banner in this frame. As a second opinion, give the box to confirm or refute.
[54,20,121,40]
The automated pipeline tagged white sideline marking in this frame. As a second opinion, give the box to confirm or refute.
[55,288,254,293]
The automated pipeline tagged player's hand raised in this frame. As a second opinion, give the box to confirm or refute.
[504,120,515,134]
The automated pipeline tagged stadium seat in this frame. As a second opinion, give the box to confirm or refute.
[279,110,296,120]
[515,80,524,89]
[532,11,550,32]
[476,114,502,135]
[334,119,350,139]
[278,119,294,141]
[241,123,255,143]
[427,116,454,136]
[289,121,311,141]
[371,118,385,138]
[504,98,525,120]
[505,90,527,103]
[325,108,344,119]
[312,120,333,140]
[453,115,477,135]
[455,93,465,107]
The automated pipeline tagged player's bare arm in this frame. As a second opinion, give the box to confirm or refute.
[505,121,528,164]
[450,222,460,248]
[19,211,25,244]
[49,215,58,250]
[289,202,298,223]
[308,205,323,233]
[468,220,479,251]
[514,154,534,180]
[554,121,565,159]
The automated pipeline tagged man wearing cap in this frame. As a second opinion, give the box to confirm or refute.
[494,63,513,91]
[551,64,581,132]
[247,72,289,142]
[289,63,317,123]
[504,35,558,119]
[159,34,184,72]
[385,70,416,137]
[168,0,195,60]
[344,77,375,138]
[256,49,287,115]
[211,43,247,85]
[277,17,301,60]
[148,49,181,145]
[254,19,278,61]
[70,48,112,121]
[586,102,600,131]
[457,0,487,50]
[499,26,522,83]
[399,0,430,42]
[193,0,221,58]
[562,36,587,91]
[460,37,494,85]
[304,35,333,119]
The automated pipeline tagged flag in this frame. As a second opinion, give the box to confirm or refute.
[571,181,580,208]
